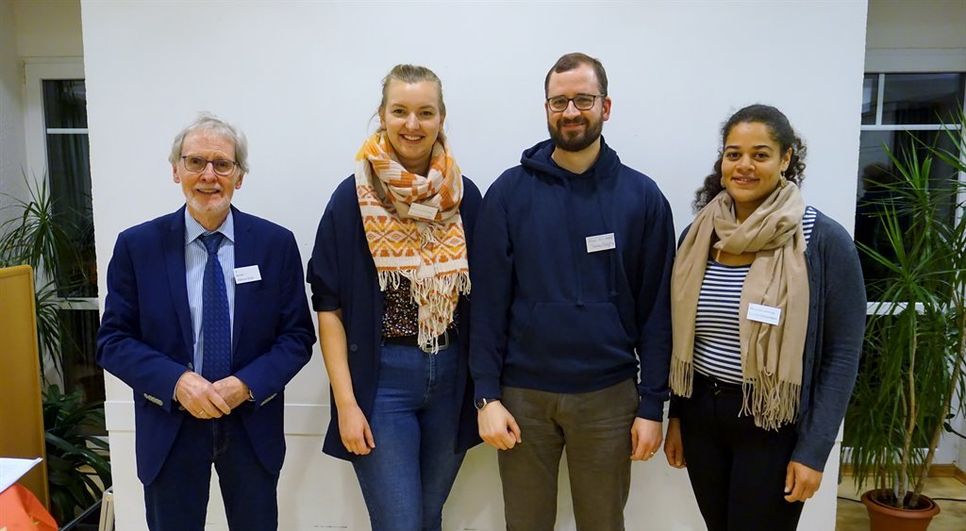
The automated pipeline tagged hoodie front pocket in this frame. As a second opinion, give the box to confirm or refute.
[522,302,631,358]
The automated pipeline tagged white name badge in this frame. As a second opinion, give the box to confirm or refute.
[233,265,262,284]
[747,303,782,325]
[586,233,616,253]
[408,203,439,220]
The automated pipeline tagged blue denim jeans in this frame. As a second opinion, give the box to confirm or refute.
[352,338,466,531]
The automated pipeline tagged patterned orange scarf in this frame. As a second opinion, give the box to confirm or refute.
[355,131,470,352]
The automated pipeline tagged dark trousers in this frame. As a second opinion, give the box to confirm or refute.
[498,379,639,531]
[143,414,279,531]
[678,373,804,531]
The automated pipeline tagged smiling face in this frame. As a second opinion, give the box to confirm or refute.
[172,129,243,230]
[379,79,444,175]
[720,121,792,221]
[545,63,610,153]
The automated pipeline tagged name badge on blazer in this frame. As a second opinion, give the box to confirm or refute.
[233,265,261,284]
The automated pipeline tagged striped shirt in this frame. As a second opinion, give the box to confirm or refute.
[184,210,236,375]
[693,206,817,384]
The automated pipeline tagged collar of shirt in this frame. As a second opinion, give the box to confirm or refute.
[184,209,235,246]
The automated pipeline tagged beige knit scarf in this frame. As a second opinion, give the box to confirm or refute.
[355,131,470,352]
[670,180,809,430]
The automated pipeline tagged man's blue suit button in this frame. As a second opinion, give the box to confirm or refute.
[349,344,358,352]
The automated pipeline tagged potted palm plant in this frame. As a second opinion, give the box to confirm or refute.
[845,110,966,530]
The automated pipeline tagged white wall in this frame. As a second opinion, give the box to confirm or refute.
[14,0,83,59]
[865,0,966,71]
[960,423,966,474]
[0,0,83,219]
[82,1,868,529]
[0,0,26,217]
[867,0,966,49]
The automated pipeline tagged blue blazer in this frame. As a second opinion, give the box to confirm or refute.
[96,206,315,485]
[307,176,483,460]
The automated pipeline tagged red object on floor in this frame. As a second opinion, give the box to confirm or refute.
[0,483,57,530]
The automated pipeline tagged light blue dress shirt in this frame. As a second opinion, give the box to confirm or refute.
[184,210,236,376]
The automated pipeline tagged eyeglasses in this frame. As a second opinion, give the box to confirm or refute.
[546,94,605,112]
[180,155,239,176]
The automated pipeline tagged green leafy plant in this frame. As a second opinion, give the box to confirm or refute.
[845,109,966,509]
[43,384,111,524]
[0,176,85,381]
[1,176,108,522]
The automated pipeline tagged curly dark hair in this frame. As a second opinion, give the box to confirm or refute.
[692,104,807,211]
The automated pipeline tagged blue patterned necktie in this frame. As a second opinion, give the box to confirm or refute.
[200,232,230,381]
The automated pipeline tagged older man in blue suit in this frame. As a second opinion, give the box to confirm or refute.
[96,114,315,530]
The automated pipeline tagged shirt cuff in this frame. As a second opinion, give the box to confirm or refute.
[473,378,502,403]
[636,395,665,421]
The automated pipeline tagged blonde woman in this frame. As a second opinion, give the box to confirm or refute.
[307,65,481,531]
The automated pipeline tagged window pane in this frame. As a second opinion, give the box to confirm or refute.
[60,309,105,421]
[862,74,878,125]
[42,80,88,128]
[46,133,96,297]
[881,73,965,125]
[854,130,959,299]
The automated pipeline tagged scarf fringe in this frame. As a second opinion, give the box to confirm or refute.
[377,269,470,354]
[671,359,798,430]
[741,377,800,431]
[669,357,694,398]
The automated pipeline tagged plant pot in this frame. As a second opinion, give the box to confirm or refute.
[861,489,941,531]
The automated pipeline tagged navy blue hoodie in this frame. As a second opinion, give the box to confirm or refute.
[469,138,675,420]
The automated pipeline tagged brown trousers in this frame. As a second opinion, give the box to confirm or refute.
[497,379,639,531]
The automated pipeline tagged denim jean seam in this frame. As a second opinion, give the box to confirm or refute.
[354,339,463,531]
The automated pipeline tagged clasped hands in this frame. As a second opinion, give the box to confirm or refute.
[175,372,250,419]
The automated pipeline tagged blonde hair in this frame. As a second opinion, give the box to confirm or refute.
[378,64,446,118]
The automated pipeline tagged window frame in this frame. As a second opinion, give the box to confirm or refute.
[23,59,97,312]
[856,68,966,315]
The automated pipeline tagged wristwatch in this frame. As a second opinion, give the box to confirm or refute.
[475,397,499,410]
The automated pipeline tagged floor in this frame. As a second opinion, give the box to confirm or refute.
[836,476,966,530]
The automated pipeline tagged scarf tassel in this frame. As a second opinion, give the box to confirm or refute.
[670,357,695,398]
[741,378,800,431]
[377,269,470,354]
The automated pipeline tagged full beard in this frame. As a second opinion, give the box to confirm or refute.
[548,116,602,153]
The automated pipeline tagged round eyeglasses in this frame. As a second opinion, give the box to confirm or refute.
[180,155,239,176]
[546,94,605,113]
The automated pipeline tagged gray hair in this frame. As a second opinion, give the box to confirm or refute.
[168,113,249,173]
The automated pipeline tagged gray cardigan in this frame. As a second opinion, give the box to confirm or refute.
[671,208,866,472]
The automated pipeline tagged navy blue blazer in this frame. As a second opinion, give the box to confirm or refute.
[96,205,315,484]
[307,175,483,461]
